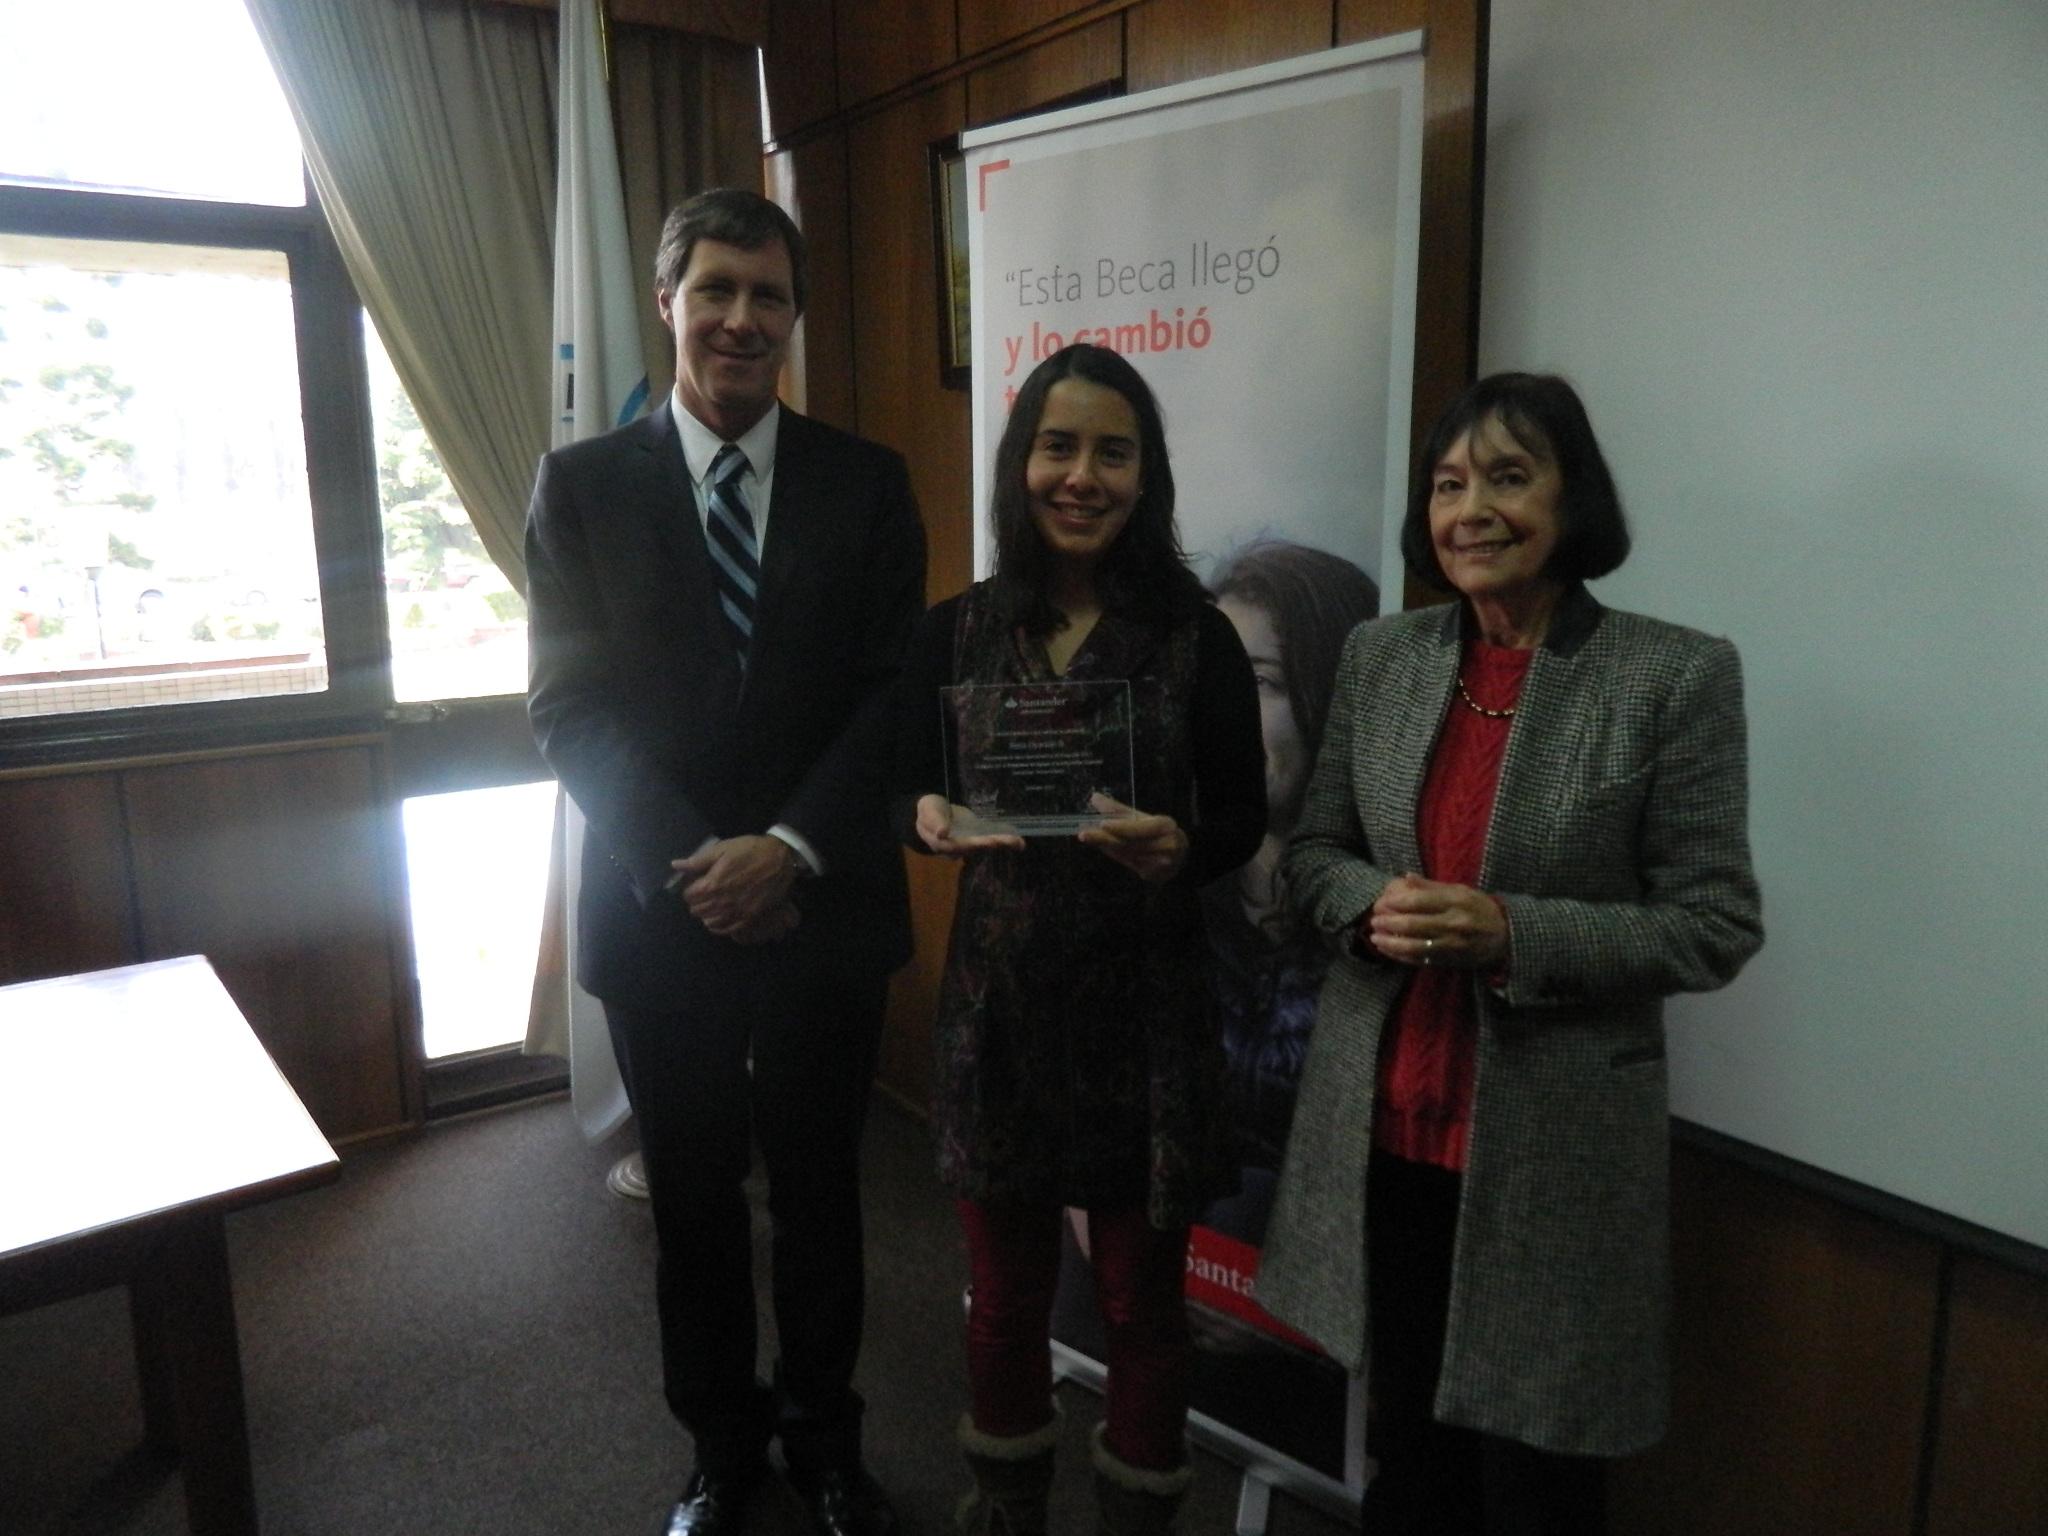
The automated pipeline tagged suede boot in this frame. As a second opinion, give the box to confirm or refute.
[956,1408,1060,1536]
[1090,1422,1193,1536]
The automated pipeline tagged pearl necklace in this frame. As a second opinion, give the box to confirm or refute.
[1454,673,1517,719]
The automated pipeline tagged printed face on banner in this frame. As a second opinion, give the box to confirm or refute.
[1025,378,1143,571]
[1217,595,1305,826]
[659,237,795,438]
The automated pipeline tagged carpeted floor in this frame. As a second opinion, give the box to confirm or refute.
[0,1091,1353,1535]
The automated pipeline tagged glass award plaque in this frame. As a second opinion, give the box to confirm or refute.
[940,679,1135,836]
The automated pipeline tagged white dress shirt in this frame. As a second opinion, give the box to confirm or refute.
[669,388,822,879]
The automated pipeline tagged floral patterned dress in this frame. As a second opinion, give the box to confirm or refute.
[895,581,1265,1227]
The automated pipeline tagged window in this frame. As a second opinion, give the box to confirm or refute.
[402,780,557,1059]
[1,237,328,715]
[0,0,305,208]
[0,0,561,1114]
[0,0,392,753]
[364,319,528,705]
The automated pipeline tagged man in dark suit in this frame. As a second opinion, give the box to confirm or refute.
[527,188,924,1536]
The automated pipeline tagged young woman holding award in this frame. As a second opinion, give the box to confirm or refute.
[894,343,1264,1535]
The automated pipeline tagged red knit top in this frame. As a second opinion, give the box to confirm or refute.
[1372,641,1533,1170]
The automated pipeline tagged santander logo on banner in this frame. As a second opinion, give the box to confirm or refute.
[1185,1225,1324,1355]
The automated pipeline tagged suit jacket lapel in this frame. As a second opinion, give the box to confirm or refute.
[1376,611,1458,875]
[756,408,812,626]
[1481,654,1565,893]
[1480,590,1603,892]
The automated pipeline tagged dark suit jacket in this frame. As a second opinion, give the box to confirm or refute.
[526,400,926,1010]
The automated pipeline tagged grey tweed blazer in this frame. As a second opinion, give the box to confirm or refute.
[1256,586,1763,1457]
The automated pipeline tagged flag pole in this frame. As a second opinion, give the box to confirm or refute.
[535,0,651,1151]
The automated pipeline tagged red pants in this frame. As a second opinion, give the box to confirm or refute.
[957,1198,1191,1471]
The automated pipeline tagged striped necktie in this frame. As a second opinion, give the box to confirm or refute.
[705,443,759,668]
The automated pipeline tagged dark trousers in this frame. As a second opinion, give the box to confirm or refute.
[1365,1150,1607,1536]
[957,1198,1191,1470]
[606,953,887,1480]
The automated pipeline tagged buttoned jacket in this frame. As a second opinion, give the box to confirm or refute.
[526,400,926,1007]
[1257,586,1763,1456]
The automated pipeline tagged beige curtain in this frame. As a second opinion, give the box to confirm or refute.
[241,0,761,587]
[244,0,764,1075]
[243,0,558,581]
[614,25,767,400]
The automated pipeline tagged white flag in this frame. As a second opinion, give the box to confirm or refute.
[552,0,648,449]
[542,0,645,1142]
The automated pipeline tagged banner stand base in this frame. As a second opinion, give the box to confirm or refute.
[1051,1339,1365,1531]
[1236,1471,1273,1536]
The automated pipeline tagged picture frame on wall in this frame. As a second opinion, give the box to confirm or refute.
[929,82,1123,392]
[928,134,971,390]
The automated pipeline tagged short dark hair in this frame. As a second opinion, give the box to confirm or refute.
[653,188,808,315]
[988,344,1204,635]
[1399,372,1631,587]
[1209,539,1379,767]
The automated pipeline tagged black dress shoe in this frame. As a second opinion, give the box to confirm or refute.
[787,1464,899,1536]
[664,1467,758,1536]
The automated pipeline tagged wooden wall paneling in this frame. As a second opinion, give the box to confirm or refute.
[960,0,1106,60]
[496,0,767,45]
[367,743,428,1127]
[1924,1254,2048,1533]
[1124,0,1331,93]
[1606,1145,1940,1536]
[845,82,973,596]
[770,132,859,430]
[765,0,839,141]
[834,0,958,113]
[121,748,411,1142]
[844,80,970,1108]
[966,15,1124,128]
[0,773,138,985]
[1338,0,1427,37]
[1338,0,1483,608]
[1338,0,1482,404]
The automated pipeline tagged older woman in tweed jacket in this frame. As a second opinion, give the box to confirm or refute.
[1257,374,1763,1534]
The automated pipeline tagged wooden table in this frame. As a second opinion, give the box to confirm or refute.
[0,956,340,1535]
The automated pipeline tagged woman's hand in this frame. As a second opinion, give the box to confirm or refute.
[1076,792,1189,882]
[915,793,1026,857]
[1366,873,1508,971]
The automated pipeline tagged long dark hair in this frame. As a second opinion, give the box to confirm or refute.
[987,344,1204,636]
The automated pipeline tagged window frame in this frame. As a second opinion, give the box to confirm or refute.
[0,179,398,768]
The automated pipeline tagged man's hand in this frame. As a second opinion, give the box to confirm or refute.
[672,834,801,939]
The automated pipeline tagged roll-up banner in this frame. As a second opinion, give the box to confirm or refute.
[962,33,1427,1518]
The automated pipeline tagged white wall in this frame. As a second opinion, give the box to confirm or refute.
[1480,0,2048,1247]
